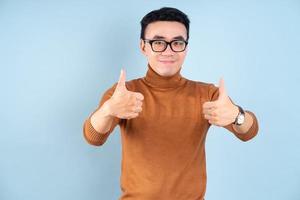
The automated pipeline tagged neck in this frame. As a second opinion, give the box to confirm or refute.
[143,64,186,88]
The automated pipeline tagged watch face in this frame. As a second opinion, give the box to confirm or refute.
[237,114,245,124]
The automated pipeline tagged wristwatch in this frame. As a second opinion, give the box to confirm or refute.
[233,105,245,126]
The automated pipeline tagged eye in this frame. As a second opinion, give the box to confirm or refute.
[153,40,165,45]
[172,40,185,46]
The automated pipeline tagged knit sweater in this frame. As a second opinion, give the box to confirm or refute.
[83,64,259,200]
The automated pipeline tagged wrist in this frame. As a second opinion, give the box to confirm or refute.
[232,105,239,123]
[101,100,114,118]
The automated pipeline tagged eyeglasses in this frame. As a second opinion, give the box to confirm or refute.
[143,39,188,52]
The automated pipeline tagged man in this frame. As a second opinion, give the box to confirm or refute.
[83,7,259,200]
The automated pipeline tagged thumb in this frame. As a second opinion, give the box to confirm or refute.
[218,77,227,101]
[116,68,127,91]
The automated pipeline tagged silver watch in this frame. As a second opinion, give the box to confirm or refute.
[233,105,245,126]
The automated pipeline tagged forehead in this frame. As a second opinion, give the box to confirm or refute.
[144,21,187,40]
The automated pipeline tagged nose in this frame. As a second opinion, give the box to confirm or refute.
[161,43,175,55]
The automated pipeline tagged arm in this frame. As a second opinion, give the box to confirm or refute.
[83,83,121,146]
[232,111,253,134]
[90,100,115,134]
[83,69,144,146]
[206,82,259,142]
[224,110,259,142]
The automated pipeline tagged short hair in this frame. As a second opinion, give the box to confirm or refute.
[140,7,190,41]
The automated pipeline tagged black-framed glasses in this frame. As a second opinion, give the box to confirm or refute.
[143,39,188,52]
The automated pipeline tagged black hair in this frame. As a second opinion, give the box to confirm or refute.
[140,7,190,41]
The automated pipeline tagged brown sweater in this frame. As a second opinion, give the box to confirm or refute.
[83,65,259,200]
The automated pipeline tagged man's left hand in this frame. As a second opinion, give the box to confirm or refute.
[202,78,239,127]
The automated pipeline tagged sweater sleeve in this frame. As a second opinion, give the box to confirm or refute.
[83,83,121,146]
[208,83,259,142]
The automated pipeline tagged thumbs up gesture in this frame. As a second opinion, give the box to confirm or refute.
[202,78,239,126]
[107,69,144,120]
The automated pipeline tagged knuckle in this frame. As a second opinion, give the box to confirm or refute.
[131,106,137,112]
[129,93,136,99]
[135,100,143,107]
[137,93,144,100]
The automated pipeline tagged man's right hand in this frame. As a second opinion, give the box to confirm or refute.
[106,69,144,119]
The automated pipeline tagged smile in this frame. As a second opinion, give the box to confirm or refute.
[159,60,175,63]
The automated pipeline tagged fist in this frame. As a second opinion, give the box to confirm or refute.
[202,78,239,127]
[107,69,144,120]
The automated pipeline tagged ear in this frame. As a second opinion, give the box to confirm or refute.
[140,39,147,56]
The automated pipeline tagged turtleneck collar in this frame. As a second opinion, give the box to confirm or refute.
[142,64,187,89]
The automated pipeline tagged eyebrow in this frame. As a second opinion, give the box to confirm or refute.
[152,35,186,41]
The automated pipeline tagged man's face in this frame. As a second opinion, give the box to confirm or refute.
[140,21,188,77]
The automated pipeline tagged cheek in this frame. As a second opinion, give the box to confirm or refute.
[144,52,159,66]
[144,47,157,58]
[178,52,187,62]
[148,51,159,61]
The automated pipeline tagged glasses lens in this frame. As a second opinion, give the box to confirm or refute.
[152,40,167,52]
[171,40,186,52]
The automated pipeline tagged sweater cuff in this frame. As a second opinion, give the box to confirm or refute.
[83,117,111,146]
[232,110,259,142]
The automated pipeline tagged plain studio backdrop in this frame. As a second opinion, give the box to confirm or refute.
[0,0,299,199]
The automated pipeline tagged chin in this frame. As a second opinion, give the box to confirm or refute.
[156,64,179,77]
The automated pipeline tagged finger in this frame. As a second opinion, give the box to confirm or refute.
[203,109,217,116]
[130,104,142,112]
[135,107,143,113]
[116,68,126,91]
[208,119,215,124]
[121,112,137,119]
[135,100,143,107]
[204,114,212,120]
[209,120,216,126]
[134,92,144,101]
[208,119,219,125]
[202,101,217,109]
[202,108,210,115]
[218,77,227,101]
[204,112,218,119]
[202,105,215,111]
[126,112,139,119]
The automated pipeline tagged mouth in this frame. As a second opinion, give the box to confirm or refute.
[159,60,175,64]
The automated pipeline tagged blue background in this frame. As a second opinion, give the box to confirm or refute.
[1,0,299,199]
